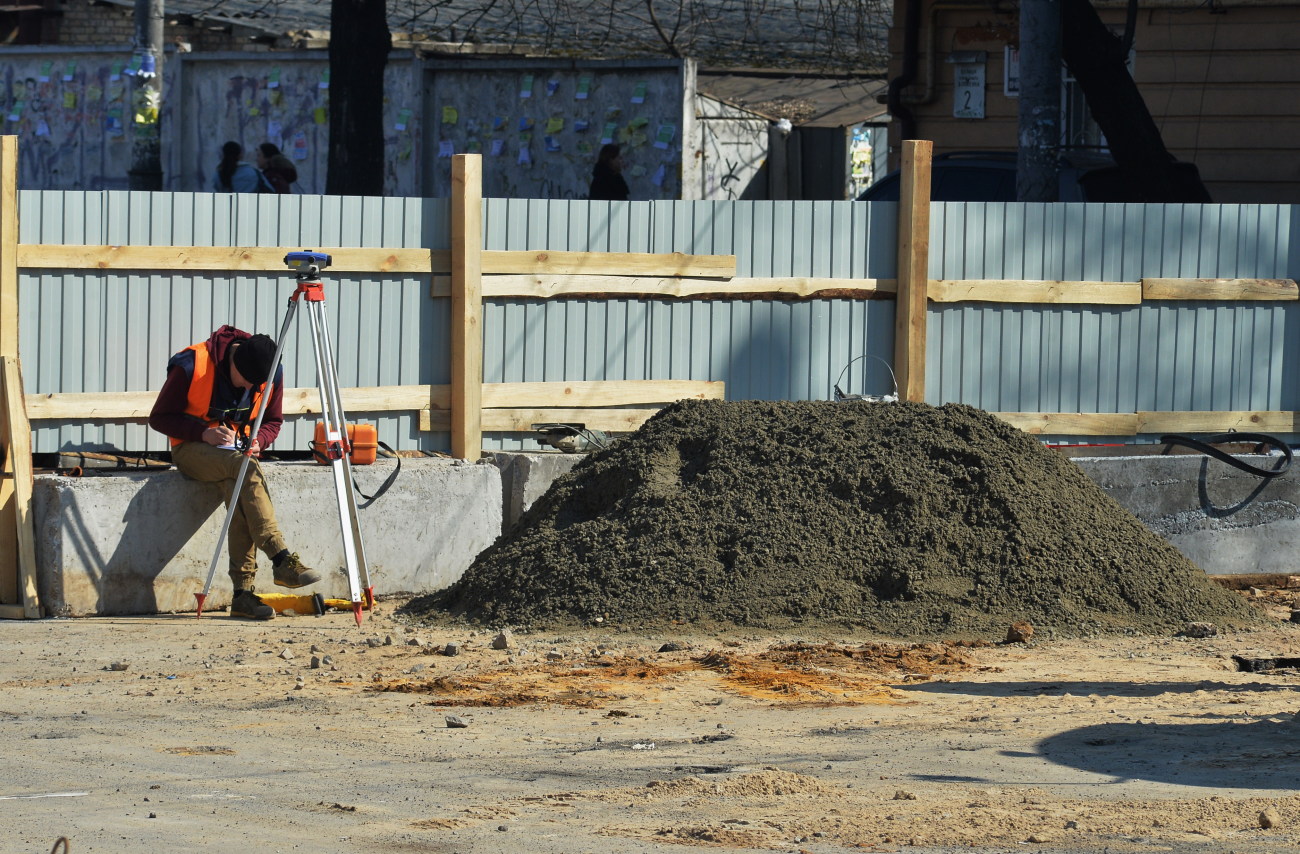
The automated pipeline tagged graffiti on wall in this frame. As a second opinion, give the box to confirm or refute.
[1,56,139,190]
[427,68,683,200]
[698,108,768,201]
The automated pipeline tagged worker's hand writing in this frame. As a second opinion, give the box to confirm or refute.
[202,425,238,447]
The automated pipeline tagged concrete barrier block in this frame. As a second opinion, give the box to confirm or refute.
[1075,454,1300,576]
[488,451,585,530]
[32,458,502,616]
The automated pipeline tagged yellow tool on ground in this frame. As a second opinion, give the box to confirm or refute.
[255,592,374,617]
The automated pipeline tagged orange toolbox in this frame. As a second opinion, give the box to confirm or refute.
[312,422,378,465]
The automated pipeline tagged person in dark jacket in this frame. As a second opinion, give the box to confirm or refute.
[589,143,630,201]
[149,325,319,620]
[211,141,267,193]
[256,143,298,194]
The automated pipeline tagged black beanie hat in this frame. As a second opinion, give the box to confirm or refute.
[232,334,276,385]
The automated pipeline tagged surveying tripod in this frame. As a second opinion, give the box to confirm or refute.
[194,251,374,626]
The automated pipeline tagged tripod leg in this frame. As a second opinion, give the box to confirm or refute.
[311,303,374,602]
[195,299,300,617]
[305,300,371,625]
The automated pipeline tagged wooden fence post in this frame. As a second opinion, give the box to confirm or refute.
[450,154,484,460]
[893,139,932,403]
[0,135,40,618]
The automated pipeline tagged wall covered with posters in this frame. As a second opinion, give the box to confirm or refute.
[2,49,778,200]
[0,46,424,195]
[171,52,423,196]
[0,46,144,190]
[422,58,698,201]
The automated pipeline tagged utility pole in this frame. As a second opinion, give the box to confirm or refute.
[1016,0,1060,201]
[128,0,164,190]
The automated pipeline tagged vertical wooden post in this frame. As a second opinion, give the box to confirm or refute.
[0,135,39,617]
[893,139,932,403]
[0,137,16,359]
[449,154,483,460]
[1,357,39,618]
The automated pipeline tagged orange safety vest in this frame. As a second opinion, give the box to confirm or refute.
[170,342,266,447]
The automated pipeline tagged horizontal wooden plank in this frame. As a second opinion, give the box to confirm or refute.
[483,408,662,432]
[994,412,1142,436]
[996,410,1300,436]
[475,275,895,299]
[480,250,735,278]
[281,385,434,415]
[27,380,722,420]
[0,604,29,620]
[930,281,1142,305]
[1137,411,1300,434]
[1142,278,1299,301]
[25,386,435,419]
[481,381,724,407]
[420,407,664,434]
[17,245,443,274]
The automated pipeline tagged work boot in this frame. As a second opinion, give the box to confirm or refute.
[273,552,322,589]
[230,589,274,620]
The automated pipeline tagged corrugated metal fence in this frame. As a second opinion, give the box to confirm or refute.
[13,190,1300,454]
[929,203,1299,425]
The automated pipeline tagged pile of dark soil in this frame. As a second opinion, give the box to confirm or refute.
[407,400,1260,639]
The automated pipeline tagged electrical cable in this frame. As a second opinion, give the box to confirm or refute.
[1159,432,1292,479]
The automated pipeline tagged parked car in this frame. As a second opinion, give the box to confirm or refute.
[856,151,1098,202]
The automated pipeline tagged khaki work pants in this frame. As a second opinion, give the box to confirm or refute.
[171,441,289,590]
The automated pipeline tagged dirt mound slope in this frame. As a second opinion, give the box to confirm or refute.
[407,400,1260,638]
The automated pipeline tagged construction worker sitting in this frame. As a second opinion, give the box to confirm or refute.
[149,325,321,620]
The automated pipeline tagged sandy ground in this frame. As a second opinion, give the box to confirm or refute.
[3,596,1300,854]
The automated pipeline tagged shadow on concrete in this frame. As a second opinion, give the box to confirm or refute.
[1195,457,1279,518]
[67,474,223,615]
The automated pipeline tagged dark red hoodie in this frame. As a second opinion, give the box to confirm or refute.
[148,325,285,449]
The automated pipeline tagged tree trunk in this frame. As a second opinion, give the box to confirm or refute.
[327,0,391,196]
[1060,0,1211,202]
[1017,0,1061,201]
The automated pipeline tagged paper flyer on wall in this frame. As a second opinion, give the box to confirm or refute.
[438,140,455,157]
[520,75,534,98]
[576,76,591,99]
